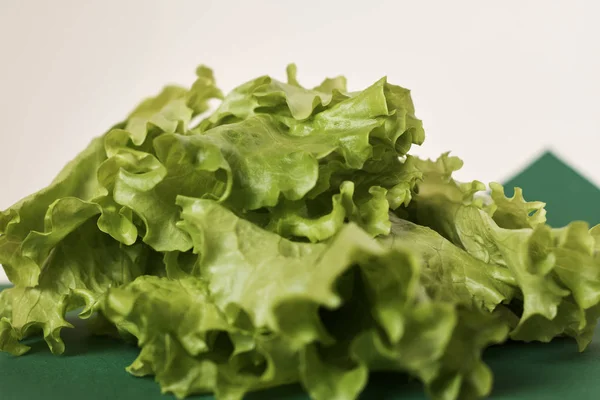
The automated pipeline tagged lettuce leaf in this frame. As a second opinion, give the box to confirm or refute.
[97,200,507,399]
[0,219,150,355]
[0,138,107,287]
[1,64,599,400]
[403,153,600,349]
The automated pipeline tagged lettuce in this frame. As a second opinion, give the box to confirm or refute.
[1,65,599,400]
[403,154,600,349]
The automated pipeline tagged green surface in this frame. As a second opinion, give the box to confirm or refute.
[2,150,600,400]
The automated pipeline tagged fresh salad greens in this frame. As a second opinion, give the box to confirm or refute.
[1,65,599,400]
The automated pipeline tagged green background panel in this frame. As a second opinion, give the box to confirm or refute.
[2,151,600,400]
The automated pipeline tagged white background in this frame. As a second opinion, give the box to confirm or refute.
[1,1,599,283]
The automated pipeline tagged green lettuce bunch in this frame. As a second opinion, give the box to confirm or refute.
[1,65,599,400]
